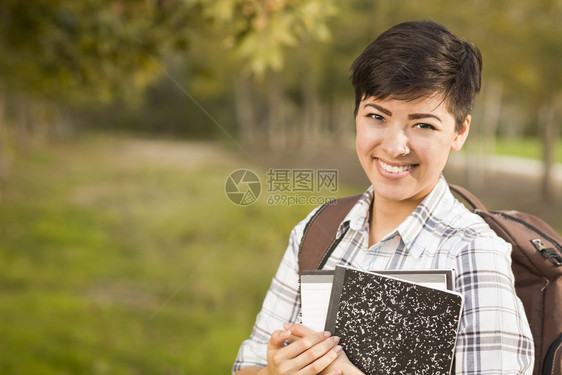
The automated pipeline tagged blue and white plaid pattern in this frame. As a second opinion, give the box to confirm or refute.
[233,176,534,374]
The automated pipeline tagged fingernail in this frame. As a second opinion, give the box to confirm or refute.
[281,329,291,338]
[323,331,332,338]
[283,323,292,330]
[334,345,342,353]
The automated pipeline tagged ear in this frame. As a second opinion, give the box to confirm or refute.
[451,115,471,152]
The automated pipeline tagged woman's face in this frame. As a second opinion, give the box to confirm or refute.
[355,95,470,207]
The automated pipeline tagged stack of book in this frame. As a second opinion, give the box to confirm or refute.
[300,266,463,375]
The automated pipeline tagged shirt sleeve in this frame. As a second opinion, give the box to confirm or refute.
[453,235,535,374]
[232,209,317,374]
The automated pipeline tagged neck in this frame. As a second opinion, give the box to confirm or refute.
[368,193,422,247]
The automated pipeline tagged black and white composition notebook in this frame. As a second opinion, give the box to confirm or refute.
[300,266,463,375]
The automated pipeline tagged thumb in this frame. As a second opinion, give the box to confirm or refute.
[268,329,291,349]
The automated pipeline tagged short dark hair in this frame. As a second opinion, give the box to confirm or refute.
[351,20,482,130]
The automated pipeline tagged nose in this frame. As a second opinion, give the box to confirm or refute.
[382,128,410,158]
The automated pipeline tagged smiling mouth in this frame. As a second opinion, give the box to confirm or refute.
[377,159,416,173]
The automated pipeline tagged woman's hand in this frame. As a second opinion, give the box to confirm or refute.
[264,323,343,375]
[287,324,364,375]
[318,349,364,375]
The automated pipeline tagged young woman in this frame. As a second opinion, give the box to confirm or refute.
[233,20,534,375]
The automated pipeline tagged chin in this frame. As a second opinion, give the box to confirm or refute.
[370,180,410,200]
[378,189,414,202]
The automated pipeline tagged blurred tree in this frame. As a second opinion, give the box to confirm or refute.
[0,0,559,200]
[0,0,196,103]
[474,0,562,199]
[0,0,199,185]
[199,0,336,77]
[0,0,339,144]
[193,0,338,149]
[518,2,562,200]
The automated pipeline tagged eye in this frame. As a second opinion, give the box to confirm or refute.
[368,113,385,121]
[415,123,436,130]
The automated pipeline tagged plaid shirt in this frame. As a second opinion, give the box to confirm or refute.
[233,176,534,374]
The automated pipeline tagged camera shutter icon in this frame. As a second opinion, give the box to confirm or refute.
[225,169,261,206]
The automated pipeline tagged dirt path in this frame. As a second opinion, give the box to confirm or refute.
[112,138,236,170]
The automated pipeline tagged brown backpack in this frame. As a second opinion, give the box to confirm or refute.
[298,184,562,375]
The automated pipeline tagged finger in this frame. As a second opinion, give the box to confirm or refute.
[290,335,341,371]
[283,323,318,338]
[299,342,343,374]
[285,323,332,345]
[283,330,334,358]
[287,331,331,345]
[283,323,314,345]
[268,329,291,350]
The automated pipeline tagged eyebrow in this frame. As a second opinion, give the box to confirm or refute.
[408,113,442,123]
[364,103,392,116]
[363,103,442,123]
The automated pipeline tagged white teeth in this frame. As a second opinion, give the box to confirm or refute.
[379,160,414,173]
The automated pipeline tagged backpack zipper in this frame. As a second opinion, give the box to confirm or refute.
[487,210,562,266]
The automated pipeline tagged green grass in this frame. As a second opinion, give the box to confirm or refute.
[1,133,558,374]
[0,134,359,374]
[494,137,562,164]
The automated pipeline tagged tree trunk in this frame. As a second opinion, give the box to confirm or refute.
[266,72,287,152]
[482,80,503,158]
[329,97,355,148]
[301,65,322,152]
[0,91,7,199]
[465,80,503,189]
[539,103,556,201]
[234,75,258,146]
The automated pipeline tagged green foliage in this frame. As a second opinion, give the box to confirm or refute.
[200,0,337,77]
[0,0,197,104]
[0,0,560,144]
[0,0,338,102]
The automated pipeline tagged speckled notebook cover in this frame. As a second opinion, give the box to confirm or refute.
[326,265,463,375]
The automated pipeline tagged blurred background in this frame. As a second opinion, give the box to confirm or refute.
[0,0,561,374]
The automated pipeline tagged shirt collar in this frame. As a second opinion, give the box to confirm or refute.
[336,185,374,237]
[336,175,452,258]
[395,175,450,258]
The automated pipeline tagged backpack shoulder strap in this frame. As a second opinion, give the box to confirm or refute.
[298,194,362,275]
[298,184,491,276]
